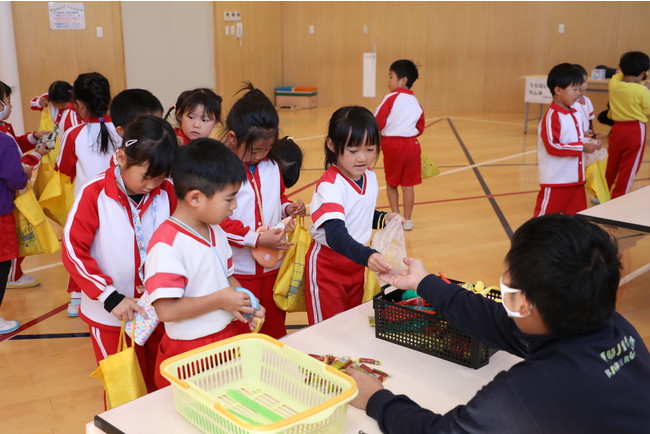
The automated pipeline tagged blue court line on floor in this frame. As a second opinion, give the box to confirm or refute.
[447,118,514,240]
[10,332,90,340]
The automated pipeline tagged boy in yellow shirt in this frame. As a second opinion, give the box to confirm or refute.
[606,51,650,198]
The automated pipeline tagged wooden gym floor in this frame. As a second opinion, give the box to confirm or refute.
[1,107,648,433]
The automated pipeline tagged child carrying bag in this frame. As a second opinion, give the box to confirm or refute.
[14,185,61,256]
[90,322,147,409]
[273,216,311,312]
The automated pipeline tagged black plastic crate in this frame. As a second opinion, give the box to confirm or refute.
[373,283,500,369]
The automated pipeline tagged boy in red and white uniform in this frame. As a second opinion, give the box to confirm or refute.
[30,81,81,135]
[62,117,178,395]
[606,51,650,198]
[374,59,425,231]
[145,139,265,388]
[535,63,601,217]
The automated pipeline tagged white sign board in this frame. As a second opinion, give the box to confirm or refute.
[524,76,552,104]
[49,2,86,30]
[363,52,376,98]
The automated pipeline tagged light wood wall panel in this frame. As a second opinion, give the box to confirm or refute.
[281,1,650,114]
[12,2,125,132]
[212,2,283,116]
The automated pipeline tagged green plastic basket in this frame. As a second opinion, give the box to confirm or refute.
[160,333,357,433]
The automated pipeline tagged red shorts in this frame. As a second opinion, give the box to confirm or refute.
[0,213,18,262]
[305,241,365,325]
[154,321,248,389]
[381,136,422,187]
[533,185,586,217]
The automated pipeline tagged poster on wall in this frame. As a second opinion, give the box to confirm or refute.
[48,2,86,30]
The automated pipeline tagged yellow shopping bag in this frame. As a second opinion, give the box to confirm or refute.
[585,159,611,204]
[14,186,61,256]
[33,107,62,198]
[363,269,381,303]
[421,152,440,179]
[38,171,75,226]
[90,323,147,409]
[273,216,311,312]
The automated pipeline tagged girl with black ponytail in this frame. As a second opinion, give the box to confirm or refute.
[56,72,121,317]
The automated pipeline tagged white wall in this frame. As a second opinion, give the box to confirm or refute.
[121,1,216,117]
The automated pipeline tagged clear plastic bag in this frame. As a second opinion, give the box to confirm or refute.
[371,217,408,272]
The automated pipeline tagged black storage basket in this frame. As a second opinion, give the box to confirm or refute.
[373,284,500,369]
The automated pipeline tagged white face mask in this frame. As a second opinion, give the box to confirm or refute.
[500,277,531,318]
[0,100,9,122]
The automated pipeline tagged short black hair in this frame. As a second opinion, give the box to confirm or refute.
[110,89,164,128]
[47,81,73,104]
[390,59,419,89]
[172,138,247,199]
[546,63,584,96]
[325,106,381,169]
[272,136,303,188]
[0,80,12,100]
[223,82,279,160]
[505,214,621,335]
[121,116,177,178]
[573,64,588,78]
[164,88,223,125]
[619,51,650,76]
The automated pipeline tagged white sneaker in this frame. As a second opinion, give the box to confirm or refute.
[403,220,414,231]
[7,274,41,289]
[0,318,20,334]
[68,298,81,318]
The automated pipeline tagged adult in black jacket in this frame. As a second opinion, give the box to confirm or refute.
[347,214,650,434]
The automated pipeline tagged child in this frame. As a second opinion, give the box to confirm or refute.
[0,80,51,290]
[30,80,82,135]
[606,51,650,199]
[164,88,222,145]
[0,81,33,332]
[272,136,303,189]
[57,72,121,316]
[374,59,425,231]
[307,106,399,325]
[146,138,265,388]
[350,214,650,433]
[220,84,305,339]
[110,88,164,136]
[62,116,178,395]
[534,63,601,217]
[572,64,596,138]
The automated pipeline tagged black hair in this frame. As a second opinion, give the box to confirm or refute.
[0,80,12,100]
[172,138,247,199]
[272,136,303,188]
[390,59,420,89]
[505,214,621,335]
[573,64,588,78]
[164,88,223,125]
[223,82,279,161]
[324,106,381,169]
[110,89,164,128]
[73,72,115,154]
[619,51,650,76]
[121,116,177,179]
[546,63,584,96]
[47,81,73,104]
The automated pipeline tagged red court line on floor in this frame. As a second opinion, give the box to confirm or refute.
[0,303,67,343]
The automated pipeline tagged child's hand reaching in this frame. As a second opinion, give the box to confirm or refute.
[220,286,256,322]
[258,227,293,250]
[368,252,392,274]
[345,366,384,410]
[385,212,405,224]
[378,257,429,290]
[582,137,602,153]
[286,200,306,217]
[248,305,266,332]
[111,297,145,322]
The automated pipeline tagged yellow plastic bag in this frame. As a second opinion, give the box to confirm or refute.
[38,171,75,226]
[585,159,610,204]
[363,269,381,302]
[14,186,61,256]
[421,152,440,179]
[273,216,311,312]
[33,109,61,198]
[90,323,147,409]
